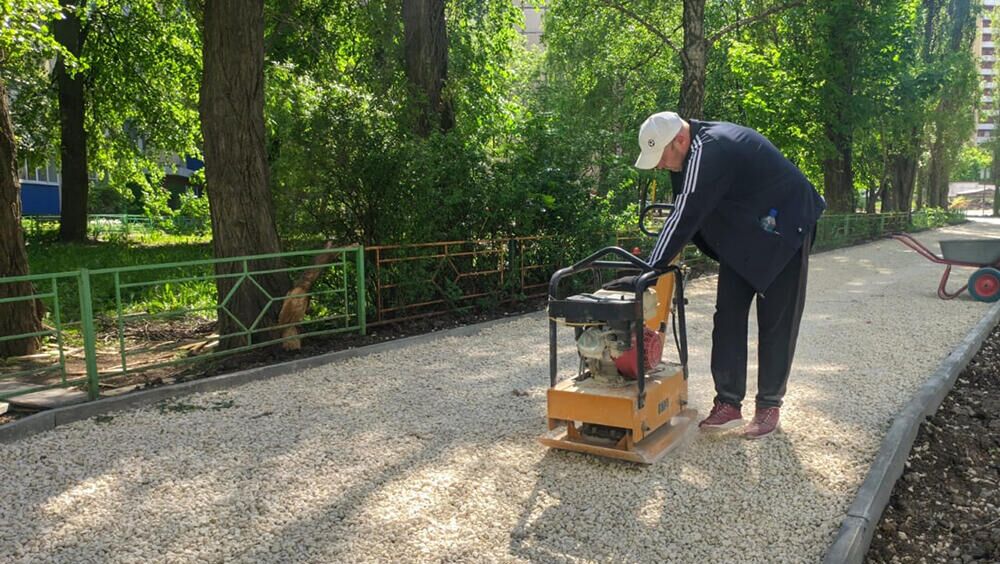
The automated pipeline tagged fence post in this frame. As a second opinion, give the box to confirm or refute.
[77,269,101,400]
[356,246,366,336]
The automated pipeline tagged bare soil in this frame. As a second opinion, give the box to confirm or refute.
[867,327,1000,563]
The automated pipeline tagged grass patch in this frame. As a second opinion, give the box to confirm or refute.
[26,239,214,322]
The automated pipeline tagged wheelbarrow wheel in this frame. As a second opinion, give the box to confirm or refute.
[967,267,1000,302]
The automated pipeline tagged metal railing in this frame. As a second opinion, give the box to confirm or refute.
[0,270,90,400]
[0,247,365,402]
[368,236,562,325]
[21,214,209,240]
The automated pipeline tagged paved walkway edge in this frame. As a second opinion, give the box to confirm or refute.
[0,312,542,444]
[823,299,1000,564]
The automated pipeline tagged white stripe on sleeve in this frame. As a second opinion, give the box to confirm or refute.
[649,135,704,265]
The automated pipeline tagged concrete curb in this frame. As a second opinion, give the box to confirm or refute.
[823,299,1000,564]
[0,311,542,444]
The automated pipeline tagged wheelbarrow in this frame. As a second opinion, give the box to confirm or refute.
[890,233,1000,302]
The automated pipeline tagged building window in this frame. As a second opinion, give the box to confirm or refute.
[18,158,59,184]
[986,47,996,56]
[985,33,994,41]
[984,61,996,69]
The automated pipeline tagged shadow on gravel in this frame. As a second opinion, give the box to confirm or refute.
[508,430,843,561]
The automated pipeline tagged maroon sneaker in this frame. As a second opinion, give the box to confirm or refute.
[698,400,744,430]
[743,407,781,440]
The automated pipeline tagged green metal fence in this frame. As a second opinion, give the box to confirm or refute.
[21,214,208,240]
[22,214,154,239]
[0,247,365,402]
[0,270,91,400]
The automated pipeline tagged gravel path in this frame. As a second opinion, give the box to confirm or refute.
[2,220,999,564]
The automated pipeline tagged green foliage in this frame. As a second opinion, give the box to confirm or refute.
[82,1,202,201]
[0,1,67,66]
[5,0,985,307]
[139,279,215,317]
[264,0,617,253]
[171,189,210,236]
[1,0,71,164]
[7,1,202,206]
[910,207,967,230]
[953,144,992,182]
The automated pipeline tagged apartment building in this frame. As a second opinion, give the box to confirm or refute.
[517,1,545,48]
[977,0,996,143]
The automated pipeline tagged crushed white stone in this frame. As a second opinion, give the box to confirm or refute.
[2,219,999,563]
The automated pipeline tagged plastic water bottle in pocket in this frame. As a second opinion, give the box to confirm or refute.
[760,208,778,233]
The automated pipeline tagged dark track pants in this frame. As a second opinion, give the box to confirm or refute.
[710,232,812,409]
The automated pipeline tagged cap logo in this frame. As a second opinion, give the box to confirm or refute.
[647,139,655,147]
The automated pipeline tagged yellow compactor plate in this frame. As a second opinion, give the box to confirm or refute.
[539,364,697,464]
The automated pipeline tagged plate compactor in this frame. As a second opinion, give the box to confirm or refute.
[540,197,696,464]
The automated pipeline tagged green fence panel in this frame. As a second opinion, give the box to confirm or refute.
[0,270,90,401]
[0,247,365,402]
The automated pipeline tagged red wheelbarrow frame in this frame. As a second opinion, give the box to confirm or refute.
[889,233,1000,300]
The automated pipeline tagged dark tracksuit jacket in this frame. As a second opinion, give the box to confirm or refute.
[649,119,826,408]
[648,120,826,288]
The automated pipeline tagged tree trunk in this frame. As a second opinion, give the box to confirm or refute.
[992,143,1000,217]
[0,75,43,358]
[926,118,949,209]
[818,1,857,213]
[916,167,927,209]
[925,0,973,210]
[54,0,89,243]
[822,124,855,212]
[403,0,454,136]
[886,153,917,212]
[679,0,707,119]
[201,0,289,350]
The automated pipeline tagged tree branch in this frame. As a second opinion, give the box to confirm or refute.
[626,43,666,73]
[597,0,680,53]
[708,0,805,45]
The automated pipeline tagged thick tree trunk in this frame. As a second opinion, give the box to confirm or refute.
[885,153,917,212]
[822,118,855,212]
[926,121,949,209]
[679,0,707,119]
[818,1,858,213]
[925,0,973,210]
[54,0,89,243]
[201,0,289,350]
[403,0,454,136]
[0,75,43,358]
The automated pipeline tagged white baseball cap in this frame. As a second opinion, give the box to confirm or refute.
[634,111,683,169]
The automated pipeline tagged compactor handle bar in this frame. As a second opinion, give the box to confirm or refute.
[638,177,676,238]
